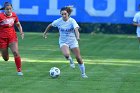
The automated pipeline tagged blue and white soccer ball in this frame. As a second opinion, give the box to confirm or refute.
[49,67,60,78]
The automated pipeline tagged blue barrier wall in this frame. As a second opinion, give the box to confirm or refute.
[0,0,140,24]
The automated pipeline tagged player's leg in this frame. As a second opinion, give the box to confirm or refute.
[0,48,9,61]
[136,32,140,48]
[9,42,23,76]
[0,38,9,61]
[71,47,88,78]
[60,44,75,68]
[137,37,140,48]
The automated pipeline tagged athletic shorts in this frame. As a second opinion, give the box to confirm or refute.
[0,36,18,48]
[59,37,79,49]
[137,32,140,37]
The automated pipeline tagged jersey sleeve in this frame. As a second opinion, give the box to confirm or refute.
[71,19,79,29]
[0,14,3,23]
[14,13,19,23]
[133,13,138,23]
[51,19,59,27]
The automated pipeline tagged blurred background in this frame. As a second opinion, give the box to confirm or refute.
[0,0,140,34]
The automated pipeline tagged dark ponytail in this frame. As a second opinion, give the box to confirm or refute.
[0,2,12,10]
[0,7,4,10]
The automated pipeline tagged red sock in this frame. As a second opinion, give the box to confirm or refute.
[14,56,22,72]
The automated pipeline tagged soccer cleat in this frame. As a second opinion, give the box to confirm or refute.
[17,72,23,76]
[81,74,88,78]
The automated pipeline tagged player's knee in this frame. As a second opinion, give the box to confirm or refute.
[65,56,69,59]
[76,57,83,64]
[13,51,19,57]
[64,55,70,59]
[76,57,81,61]
[3,57,9,61]
[2,55,9,61]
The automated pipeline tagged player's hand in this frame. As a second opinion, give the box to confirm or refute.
[43,32,48,39]
[20,32,24,39]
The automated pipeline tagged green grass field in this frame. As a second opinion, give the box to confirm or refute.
[0,32,140,93]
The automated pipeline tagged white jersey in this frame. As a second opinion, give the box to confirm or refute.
[52,17,79,37]
[133,12,140,36]
[51,17,79,48]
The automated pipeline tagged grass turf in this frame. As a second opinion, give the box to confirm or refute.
[0,32,140,93]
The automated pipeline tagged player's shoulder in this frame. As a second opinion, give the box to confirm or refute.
[0,12,3,15]
[69,17,75,21]
[53,17,63,24]
[69,17,77,23]
[54,17,62,21]
[0,12,5,20]
[57,17,63,21]
[12,12,17,16]
[134,12,140,16]
[0,12,4,16]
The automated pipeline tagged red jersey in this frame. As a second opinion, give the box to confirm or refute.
[0,12,19,38]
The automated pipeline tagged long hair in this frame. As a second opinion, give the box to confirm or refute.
[0,2,12,10]
[60,6,73,16]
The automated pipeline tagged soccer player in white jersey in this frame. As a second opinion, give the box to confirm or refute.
[43,6,88,78]
[133,4,140,48]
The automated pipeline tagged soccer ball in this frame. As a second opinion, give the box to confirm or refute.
[49,67,60,78]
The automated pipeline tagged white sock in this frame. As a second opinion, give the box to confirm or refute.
[78,63,86,75]
[68,56,73,64]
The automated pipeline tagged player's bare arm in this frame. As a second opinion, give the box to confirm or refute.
[43,23,52,38]
[133,22,140,27]
[75,27,80,40]
[16,22,24,39]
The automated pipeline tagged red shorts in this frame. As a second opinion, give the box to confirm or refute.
[0,36,18,48]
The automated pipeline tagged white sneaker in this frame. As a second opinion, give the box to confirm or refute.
[17,72,23,76]
[70,63,75,68]
[81,74,88,78]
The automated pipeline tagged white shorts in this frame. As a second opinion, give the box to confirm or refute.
[59,37,79,49]
[136,30,140,37]
[137,32,140,37]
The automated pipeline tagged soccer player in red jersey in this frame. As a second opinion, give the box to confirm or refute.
[0,2,24,76]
